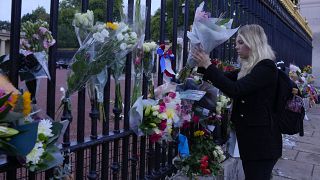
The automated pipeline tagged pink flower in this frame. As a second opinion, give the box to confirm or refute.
[215,114,222,121]
[168,92,176,99]
[39,27,48,35]
[48,39,56,46]
[134,57,141,65]
[43,39,56,49]
[182,114,191,121]
[163,96,171,103]
[159,105,166,113]
[43,41,49,49]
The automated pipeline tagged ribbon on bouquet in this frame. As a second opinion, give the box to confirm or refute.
[157,44,175,78]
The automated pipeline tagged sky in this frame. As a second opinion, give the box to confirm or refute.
[0,0,160,22]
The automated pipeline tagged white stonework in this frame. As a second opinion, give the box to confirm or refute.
[299,0,320,87]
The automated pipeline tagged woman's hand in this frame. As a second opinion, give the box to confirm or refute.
[191,47,211,69]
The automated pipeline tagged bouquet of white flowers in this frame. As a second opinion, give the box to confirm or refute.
[178,1,238,82]
[73,10,94,46]
[66,21,138,100]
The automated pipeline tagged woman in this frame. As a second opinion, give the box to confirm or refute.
[192,24,282,180]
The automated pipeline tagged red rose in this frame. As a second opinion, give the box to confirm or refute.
[200,161,208,169]
[192,115,200,124]
[201,168,211,175]
[160,44,165,50]
[200,155,209,162]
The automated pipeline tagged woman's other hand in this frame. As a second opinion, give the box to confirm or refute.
[191,47,211,69]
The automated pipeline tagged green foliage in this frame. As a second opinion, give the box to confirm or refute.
[0,21,10,31]
[21,6,50,23]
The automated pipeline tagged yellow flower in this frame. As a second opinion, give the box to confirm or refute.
[194,130,205,137]
[22,91,32,116]
[106,22,118,30]
[166,109,175,119]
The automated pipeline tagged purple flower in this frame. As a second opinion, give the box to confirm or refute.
[39,27,48,35]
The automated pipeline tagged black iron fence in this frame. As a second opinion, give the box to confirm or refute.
[0,0,312,180]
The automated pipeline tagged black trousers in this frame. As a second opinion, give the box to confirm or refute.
[242,159,278,180]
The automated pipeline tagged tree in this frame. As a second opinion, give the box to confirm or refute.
[0,21,10,31]
[21,6,50,23]
[150,0,196,42]
[57,0,124,48]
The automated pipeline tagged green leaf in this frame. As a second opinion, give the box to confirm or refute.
[216,18,230,26]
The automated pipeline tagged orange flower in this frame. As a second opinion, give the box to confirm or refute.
[7,93,18,108]
[22,91,32,116]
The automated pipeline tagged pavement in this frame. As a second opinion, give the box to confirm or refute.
[272,104,320,180]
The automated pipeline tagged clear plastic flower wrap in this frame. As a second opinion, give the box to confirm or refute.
[66,21,138,97]
[178,2,238,82]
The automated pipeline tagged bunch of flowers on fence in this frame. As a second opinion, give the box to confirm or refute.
[73,10,94,46]
[288,64,319,108]
[66,19,138,100]
[0,76,64,172]
[21,20,56,55]
[130,0,148,105]
[173,129,225,178]
[130,91,183,142]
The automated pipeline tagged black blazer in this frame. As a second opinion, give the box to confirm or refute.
[203,59,282,161]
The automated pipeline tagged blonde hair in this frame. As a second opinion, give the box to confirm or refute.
[237,24,275,79]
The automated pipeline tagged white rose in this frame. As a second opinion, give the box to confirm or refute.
[101,29,109,38]
[121,25,129,32]
[87,10,94,22]
[117,33,124,41]
[124,33,130,41]
[83,18,89,27]
[144,44,150,52]
[152,111,159,116]
[120,43,127,50]
[130,32,137,39]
